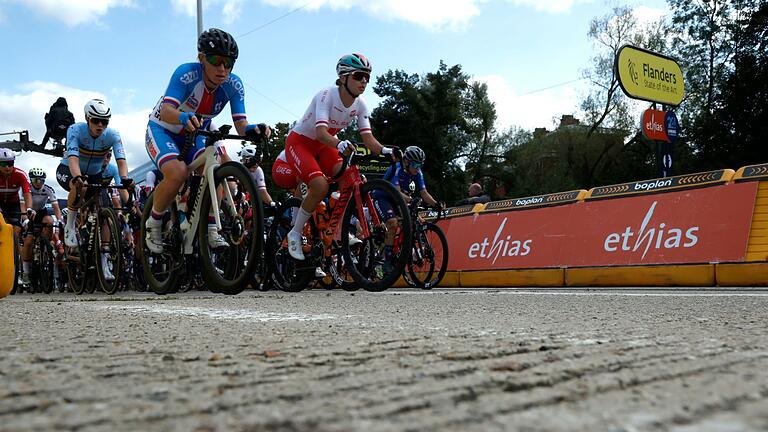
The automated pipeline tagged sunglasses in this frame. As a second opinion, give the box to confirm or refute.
[350,71,370,82]
[89,117,109,126]
[31,177,45,182]
[409,161,423,169]
[206,54,235,69]
[0,161,13,167]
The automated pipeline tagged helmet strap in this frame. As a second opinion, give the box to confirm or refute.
[342,75,360,99]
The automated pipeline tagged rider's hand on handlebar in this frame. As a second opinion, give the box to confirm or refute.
[245,123,271,141]
[337,140,356,155]
[432,201,445,212]
[178,112,200,132]
[381,146,402,163]
[120,177,134,188]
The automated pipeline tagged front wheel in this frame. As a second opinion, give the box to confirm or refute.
[198,162,263,295]
[267,198,314,292]
[96,209,122,295]
[407,222,449,289]
[340,179,412,292]
[39,238,55,294]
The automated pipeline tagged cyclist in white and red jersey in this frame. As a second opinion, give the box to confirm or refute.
[284,53,396,260]
[239,144,275,207]
[0,148,33,239]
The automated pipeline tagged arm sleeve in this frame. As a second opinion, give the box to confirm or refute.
[46,186,57,204]
[415,171,426,191]
[65,125,80,158]
[254,167,266,189]
[356,98,372,135]
[111,130,127,160]
[162,64,191,108]
[314,89,331,129]
[228,73,247,123]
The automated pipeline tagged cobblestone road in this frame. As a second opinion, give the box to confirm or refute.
[2,288,768,431]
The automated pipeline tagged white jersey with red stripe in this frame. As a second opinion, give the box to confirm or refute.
[291,86,372,139]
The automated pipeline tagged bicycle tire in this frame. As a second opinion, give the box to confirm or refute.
[139,193,182,295]
[266,198,313,292]
[407,222,449,290]
[198,162,263,295]
[340,179,412,292]
[96,208,122,295]
[11,231,19,295]
[39,238,55,294]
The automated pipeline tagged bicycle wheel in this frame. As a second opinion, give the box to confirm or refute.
[340,179,412,292]
[95,208,122,295]
[198,162,263,295]
[11,231,19,295]
[267,198,314,292]
[39,238,55,294]
[407,222,449,289]
[139,193,182,295]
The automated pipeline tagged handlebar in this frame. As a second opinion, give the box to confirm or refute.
[179,120,268,161]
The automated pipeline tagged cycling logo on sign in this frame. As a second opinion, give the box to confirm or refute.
[665,111,680,144]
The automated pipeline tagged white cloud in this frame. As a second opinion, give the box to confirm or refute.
[632,5,666,27]
[504,0,594,14]
[7,0,134,26]
[171,0,244,25]
[0,82,150,196]
[475,75,580,131]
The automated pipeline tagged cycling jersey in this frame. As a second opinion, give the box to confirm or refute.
[146,62,249,168]
[29,184,57,211]
[248,166,267,189]
[383,162,425,194]
[61,122,126,176]
[0,168,31,204]
[291,86,372,139]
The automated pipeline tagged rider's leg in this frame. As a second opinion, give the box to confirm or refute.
[21,232,33,282]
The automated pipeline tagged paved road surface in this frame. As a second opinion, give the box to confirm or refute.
[2,288,768,431]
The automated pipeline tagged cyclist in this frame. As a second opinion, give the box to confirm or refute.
[144,27,270,254]
[239,144,275,207]
[57,99,130,248]
[284,53,396,260]
[0,147,33,247]
[380,145,443,272]
[20,168,64,285]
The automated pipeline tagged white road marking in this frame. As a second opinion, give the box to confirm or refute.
[391,289,768,297]
[91,304,336,322]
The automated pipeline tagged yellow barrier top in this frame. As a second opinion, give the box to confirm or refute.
[734,163,768,182]
[586,169,735,200]
[481,190,588,213]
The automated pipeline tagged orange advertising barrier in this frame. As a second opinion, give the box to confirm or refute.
[442,182,758,271]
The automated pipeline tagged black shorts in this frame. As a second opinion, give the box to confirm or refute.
[0,202,22,227]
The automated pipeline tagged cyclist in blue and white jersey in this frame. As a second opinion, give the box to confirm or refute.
[56,99,130,247]
[144,27,270,253]
[378,145,443,272]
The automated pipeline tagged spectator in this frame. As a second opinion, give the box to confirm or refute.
[456,183,490,206]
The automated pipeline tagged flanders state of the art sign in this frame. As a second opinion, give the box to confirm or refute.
[616,45,685,106]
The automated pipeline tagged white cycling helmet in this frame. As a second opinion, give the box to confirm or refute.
[239,144,259,159]
[84,98,112,120]
[0,147,15,162]
[29,167,46,179]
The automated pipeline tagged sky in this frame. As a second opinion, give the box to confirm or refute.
[0,0,669,195]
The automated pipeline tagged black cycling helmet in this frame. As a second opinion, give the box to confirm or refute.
[404,146,426,164]
[198,28,239,59]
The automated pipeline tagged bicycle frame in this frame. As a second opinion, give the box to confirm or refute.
[323,164,378,247]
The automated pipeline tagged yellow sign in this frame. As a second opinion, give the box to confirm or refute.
[616,45,684,106]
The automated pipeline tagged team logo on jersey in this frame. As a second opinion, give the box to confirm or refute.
[349,110,357,118]
[214,101,223,113]
[186,95,200,110]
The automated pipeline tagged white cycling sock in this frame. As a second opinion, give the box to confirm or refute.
[290,208,312,237]
[22,261,30,273]
[66,211,78,229]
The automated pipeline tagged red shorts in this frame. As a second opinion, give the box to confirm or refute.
[272,158,299,190]
[285,132,341,185]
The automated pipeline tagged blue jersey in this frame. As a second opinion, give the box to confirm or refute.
[61,123,126,176]
[100,163,122,186]
[148,62,248,135]
[384,162,425,195]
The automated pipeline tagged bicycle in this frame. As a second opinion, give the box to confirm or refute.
[402,198,449,290]
[23,219,57,294]
[139,124,264,295]
[65,177,133,295]
[267,148,412,292]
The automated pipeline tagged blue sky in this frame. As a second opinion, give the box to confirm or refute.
[0,0,668,194]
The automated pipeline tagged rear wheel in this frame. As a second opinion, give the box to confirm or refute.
[267,198,313,292]
[340,179,412,292]
[139,193,182,295]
